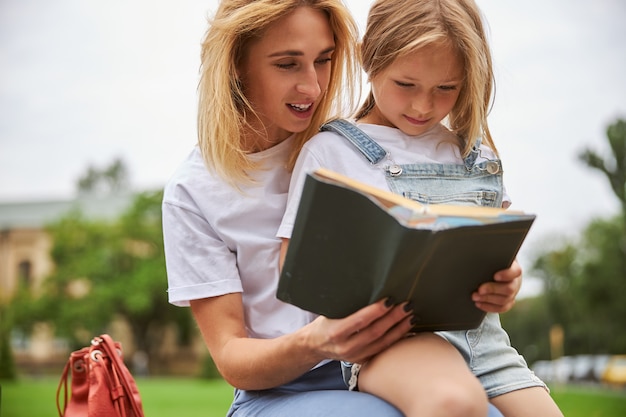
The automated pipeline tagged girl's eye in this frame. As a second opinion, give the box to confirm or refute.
[394,81,414,88]
[275,63,296,70]
[438,85,458,91]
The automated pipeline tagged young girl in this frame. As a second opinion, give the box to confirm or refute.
[163,1,414,416]
[278,0,563,416]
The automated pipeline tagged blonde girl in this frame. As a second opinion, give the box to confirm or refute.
[279,0,564,416]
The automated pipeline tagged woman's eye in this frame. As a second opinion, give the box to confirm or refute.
[275,63,296,70]
[394,81,413,88]
[438,85,458,91]
[315,57,332,65]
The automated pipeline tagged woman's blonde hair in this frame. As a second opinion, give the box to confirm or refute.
[356,0,497,157]
[197,0,359,186]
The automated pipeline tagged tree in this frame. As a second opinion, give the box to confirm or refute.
[503,118,626,360]
[579,118,626,218]
[577,117,626,318]
[1,264,41,380]
[77,157,130,196]
[510,118,626,357]
[531,216,626,355]
[14,190,193,373]
[500,296,553,364]
[0,304,17,379]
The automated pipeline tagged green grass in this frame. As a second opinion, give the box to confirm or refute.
[549,384,626,417]
[1,377,233,417]
[2,377,625,417]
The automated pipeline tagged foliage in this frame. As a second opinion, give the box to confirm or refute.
[199,354,223,379]
[0,305,17,379]
[501,296,553,364]
[1,270,35,380]
[77,157,130,196]
[11,190,193,366]
[579,119,626,213]
[531,215,626,355]
[505,118,626,359]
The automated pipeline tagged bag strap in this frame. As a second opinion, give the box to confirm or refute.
[56,357,71,416]
[97,334,145,417]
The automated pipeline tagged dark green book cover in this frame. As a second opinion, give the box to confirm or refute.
[277,170,535,331]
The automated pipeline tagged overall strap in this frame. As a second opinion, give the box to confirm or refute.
[320,119,387,164]
[464,137,502,174]
[464,137,483,170]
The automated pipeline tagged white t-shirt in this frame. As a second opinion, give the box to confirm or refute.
[278,122,509,239]
[163,138,316,339]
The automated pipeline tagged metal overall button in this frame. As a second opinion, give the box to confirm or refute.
[388,165,403,176]
[486,161,500,174]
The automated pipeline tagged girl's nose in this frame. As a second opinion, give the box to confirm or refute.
[412,92,433,114]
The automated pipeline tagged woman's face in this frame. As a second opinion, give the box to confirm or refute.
[238,7,335,149]
[363,41,464,137]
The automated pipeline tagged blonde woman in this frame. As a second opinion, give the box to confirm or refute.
[279,0,562,416]
[164,1,414,416]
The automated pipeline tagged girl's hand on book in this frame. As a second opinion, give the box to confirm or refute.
[472,259,522,313]
[306,299,413,364]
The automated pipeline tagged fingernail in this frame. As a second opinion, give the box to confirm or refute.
[384,297,395,308]
[403,302,413,313]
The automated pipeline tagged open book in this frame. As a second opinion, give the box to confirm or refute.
[277,168,535,332]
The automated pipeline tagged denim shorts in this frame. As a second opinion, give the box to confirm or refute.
[341,313,548,398]
[436,313,547,398]
[340,362,505,417]
[341,313,547,399]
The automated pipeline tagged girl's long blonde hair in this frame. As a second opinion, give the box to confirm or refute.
[356,0,497,157]
[197,0,359,187]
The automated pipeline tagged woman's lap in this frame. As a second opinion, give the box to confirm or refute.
[227,361,403,417]
[230,388,403,417]
[226,360,503,417]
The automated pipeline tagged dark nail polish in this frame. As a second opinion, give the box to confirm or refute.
[384,297,395,308]
[403,302,413,313]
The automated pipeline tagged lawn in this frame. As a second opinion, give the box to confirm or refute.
[2,377,233,417]
[2,377,625,417]
[549,384,626,417]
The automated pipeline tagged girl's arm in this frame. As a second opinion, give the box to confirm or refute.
[191,290,413,391]
[472,259,522,313]
[470,190,522,313]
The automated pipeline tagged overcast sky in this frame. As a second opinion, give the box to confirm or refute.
[1,0,625,296]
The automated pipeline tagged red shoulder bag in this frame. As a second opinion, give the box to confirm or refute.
[56,334,145,417]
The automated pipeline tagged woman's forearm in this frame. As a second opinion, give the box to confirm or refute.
[190,294,325,390]
[214,328,325,390]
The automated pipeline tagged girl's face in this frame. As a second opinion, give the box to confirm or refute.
[363,42,464,136]
[238,7,335,149]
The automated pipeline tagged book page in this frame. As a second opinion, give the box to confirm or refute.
[312,168,527,222]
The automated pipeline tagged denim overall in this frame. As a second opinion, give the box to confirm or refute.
[321,119,504,207]
[323,120,541,399]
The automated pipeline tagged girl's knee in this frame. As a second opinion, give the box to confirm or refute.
[411,380,488,417]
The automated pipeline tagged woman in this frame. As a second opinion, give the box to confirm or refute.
[164,1,410,416]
